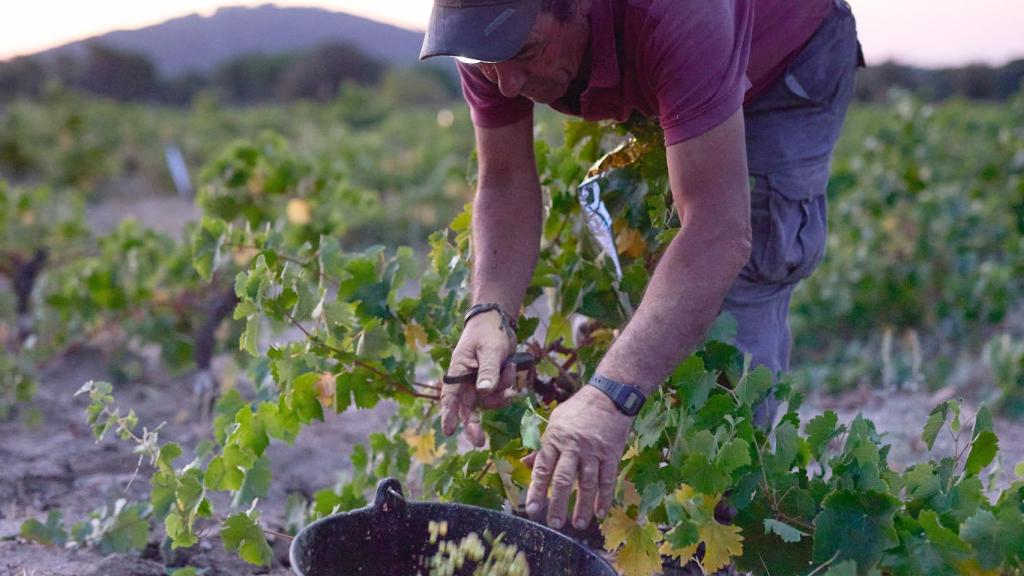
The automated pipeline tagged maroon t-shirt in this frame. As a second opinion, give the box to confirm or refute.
[459,0,832,146]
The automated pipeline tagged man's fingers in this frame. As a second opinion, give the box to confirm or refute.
[458,395,486,447]
[521,452,536,468]
[595,458,618,519]
[572,458,600,530]
[477,360,518,409]
[439,385,463,437]
[442,345,478,437]
[525,443,558,521]
[479,386,518,409]
[500,360,517,392]
[545,451,579,530]
[474,344,504,393]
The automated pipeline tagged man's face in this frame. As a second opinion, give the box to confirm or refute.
[471,5,590,104]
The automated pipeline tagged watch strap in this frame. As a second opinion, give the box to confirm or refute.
[587,374,646,417]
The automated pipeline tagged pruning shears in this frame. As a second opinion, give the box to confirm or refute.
[442,351,537,390]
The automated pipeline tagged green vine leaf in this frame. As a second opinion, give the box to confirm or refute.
[806,411,844,461]
[20,510,68,547]
[233,456,272,508]
[822,559,858,576]
[90,499,150,554]
[520,409,543,451]
[812,489,899,573]
[922,401,952,451]
[917,509,970,558]
[763,518,807,543]
[964,431,998,476]
[191,217,229,280]
[221,510,273,566]
[971,405,994,441]
[735,366,773,408]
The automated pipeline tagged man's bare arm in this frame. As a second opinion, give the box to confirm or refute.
[471,114,543,315]
[439,115,544,443]
[596,109,752,395]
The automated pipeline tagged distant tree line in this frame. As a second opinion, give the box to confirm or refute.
[854,60,1024,102]
[2,42,1021,106]
[0,42,460,106]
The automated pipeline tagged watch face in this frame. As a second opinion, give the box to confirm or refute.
[622,391,644,415]
[624,394,640,411]
[589,376,645,416]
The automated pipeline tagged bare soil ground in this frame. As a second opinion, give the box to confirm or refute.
[799,387,1024,487]
[0,345,394,576]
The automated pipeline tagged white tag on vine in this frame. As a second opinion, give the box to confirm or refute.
[577,175,623,279]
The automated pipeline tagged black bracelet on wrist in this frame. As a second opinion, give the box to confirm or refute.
[464,303,518,334]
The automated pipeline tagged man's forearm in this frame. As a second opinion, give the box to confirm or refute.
[470,180,543,316]
[596,228,751,396]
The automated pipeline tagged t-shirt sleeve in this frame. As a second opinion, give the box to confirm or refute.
[645,0,754,146]
[457,61,534,129]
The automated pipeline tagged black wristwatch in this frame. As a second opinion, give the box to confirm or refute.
[587,374,646,417]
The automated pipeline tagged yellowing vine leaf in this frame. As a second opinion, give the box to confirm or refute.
[495,458,530,511]
[402,429,445,464]
[616,227,647,259]
[403,323,428,351]
[622,442,640,461]
[501,456,532,486]
[659,538,699,565]
[659,486,742,572]
[588,327,617,347]
[699,519,744,573]
[659,485,702,565]
[151,289,173,305]
[286,199,312,225]
[315,372,335,409]
[659,515,744,573]
[952,559,1002,576]
[672,484,698,506]
[232,245,258,266]
[622,480,642,509]
[601,508,664,576]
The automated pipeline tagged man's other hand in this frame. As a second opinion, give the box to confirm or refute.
[523,385,633,531]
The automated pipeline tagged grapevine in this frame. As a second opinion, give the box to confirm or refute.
[5,91,1024,576]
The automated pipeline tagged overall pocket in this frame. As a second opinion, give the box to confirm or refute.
[745,171,829,285]
[781,3,860,108]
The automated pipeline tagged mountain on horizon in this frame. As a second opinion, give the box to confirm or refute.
[30,4,427,77]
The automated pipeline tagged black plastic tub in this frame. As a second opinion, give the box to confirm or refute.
[289,478,619,576]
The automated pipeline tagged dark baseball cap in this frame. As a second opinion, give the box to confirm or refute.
[420,0,543,62]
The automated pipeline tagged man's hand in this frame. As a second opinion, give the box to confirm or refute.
[440,310,518,447]
[524,385,633,530]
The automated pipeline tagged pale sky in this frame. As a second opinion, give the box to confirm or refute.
[2,0,1023,67]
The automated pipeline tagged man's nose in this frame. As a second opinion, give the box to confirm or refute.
[494,64,528,99]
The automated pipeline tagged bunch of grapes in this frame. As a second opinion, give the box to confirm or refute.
[422,522,530,576]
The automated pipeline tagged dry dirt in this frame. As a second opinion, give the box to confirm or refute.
[799,385,1024,490]
[0,345,394,576]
